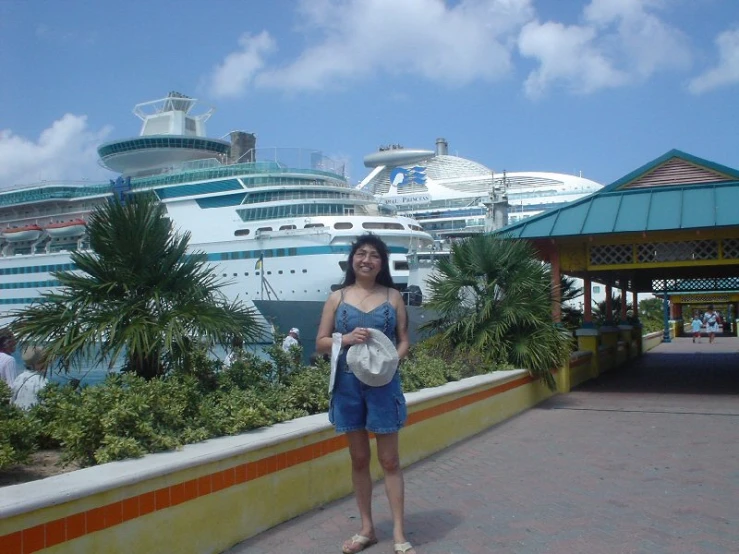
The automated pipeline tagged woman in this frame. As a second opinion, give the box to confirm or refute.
[703,304,720,344]
[316,234,416,554]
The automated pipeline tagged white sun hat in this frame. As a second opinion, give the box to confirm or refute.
[346,328,399,387]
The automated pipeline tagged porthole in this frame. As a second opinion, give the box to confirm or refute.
[290,270,295,274]
[267,271,272,275]
[302,269,307,273]
[233,273,237,277]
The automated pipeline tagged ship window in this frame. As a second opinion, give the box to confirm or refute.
[244,272,249,276]
[290,270,295,274]
[279,225,296,231]
[305,223,325,228]
[394,261,409,271]
[257,227,272,233]
[302,269,307,273]
[410,224,423,231]
[334,222,353,230]
[278,270,283,274]
[233,273,237,277]
[235,229,250,236]
[267,271,272,275]
[363,222,404,230]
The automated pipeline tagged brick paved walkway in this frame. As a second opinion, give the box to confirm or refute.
[225,337,739,554]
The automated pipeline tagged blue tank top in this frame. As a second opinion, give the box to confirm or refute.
[335,287,397,343]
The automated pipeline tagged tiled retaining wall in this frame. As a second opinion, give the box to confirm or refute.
[1,369,560,554]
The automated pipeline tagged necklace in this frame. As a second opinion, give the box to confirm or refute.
[353,285,378,306]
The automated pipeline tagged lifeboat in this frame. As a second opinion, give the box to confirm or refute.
[45,219,87,238]
[1,224,43,242]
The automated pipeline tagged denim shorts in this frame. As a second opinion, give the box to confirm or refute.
[329,357,407,434]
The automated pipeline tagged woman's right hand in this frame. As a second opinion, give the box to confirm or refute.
[344,327,370,346]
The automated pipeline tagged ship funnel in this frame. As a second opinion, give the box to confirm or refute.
[229,131,257,164]
[435,137,448,156]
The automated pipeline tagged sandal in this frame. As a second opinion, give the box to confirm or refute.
[342,534,378,553]
[393,542,416,553]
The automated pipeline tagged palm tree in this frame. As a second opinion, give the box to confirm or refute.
[421,234,572,388]
[12,193,263,380]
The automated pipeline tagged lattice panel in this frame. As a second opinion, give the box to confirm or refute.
[590,244,632,266]
[652,277,739,292]
[637,240,717,263]
[722,238,739,259]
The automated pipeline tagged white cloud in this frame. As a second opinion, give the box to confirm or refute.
[207,0,535,96]
[0,115,113,190]
[519,20,628,97]
[208,31,276,98]
[584,0,691,77]
[518,0,691,97]
[688,28,739,94]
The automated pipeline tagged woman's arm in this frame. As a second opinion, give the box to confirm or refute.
[391,288,410,359]
[316,291,341,354]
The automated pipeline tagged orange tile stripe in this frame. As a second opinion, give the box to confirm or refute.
[0,375,531,554]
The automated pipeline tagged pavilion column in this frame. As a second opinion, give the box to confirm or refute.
[632,291,639,319]
[583,276,593,327]
[605,284,613,324]
[618,288,634,362]
[620,288,628,323]
[551,248,561,324]
[632,290,642,356]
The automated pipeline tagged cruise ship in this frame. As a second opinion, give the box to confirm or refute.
[358,139,604,304]
[359,138,603,238]
[0,93,434,352]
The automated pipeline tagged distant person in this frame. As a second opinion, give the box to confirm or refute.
[691,313,703,343]
[11,346,49,409]
[282,328,301,352]
[703,304,720,344]
[224,336,244,368]
[0,328,18,387]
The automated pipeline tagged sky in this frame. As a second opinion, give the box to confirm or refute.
[0,0,738,190]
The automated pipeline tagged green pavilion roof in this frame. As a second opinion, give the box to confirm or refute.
[499,149,739,239]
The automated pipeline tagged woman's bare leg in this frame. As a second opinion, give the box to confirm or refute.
[376,432,415,551]
[345,430,375,544]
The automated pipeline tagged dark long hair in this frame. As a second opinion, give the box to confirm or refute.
[341,234,395,288]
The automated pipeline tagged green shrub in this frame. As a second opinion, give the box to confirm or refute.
[196,388,275,436]
[401,341,492,393]
[0,382,39,469]
[18,337,509,468]
[282,362,330,414]
[34,374,204,466]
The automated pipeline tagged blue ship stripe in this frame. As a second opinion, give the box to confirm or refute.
[0,245,409,277]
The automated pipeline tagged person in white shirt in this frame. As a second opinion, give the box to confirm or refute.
[282,327,301,352]
[11,345,49,410]
[0,328,18,388]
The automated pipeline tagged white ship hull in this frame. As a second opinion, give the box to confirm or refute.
[0,214,427,327]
